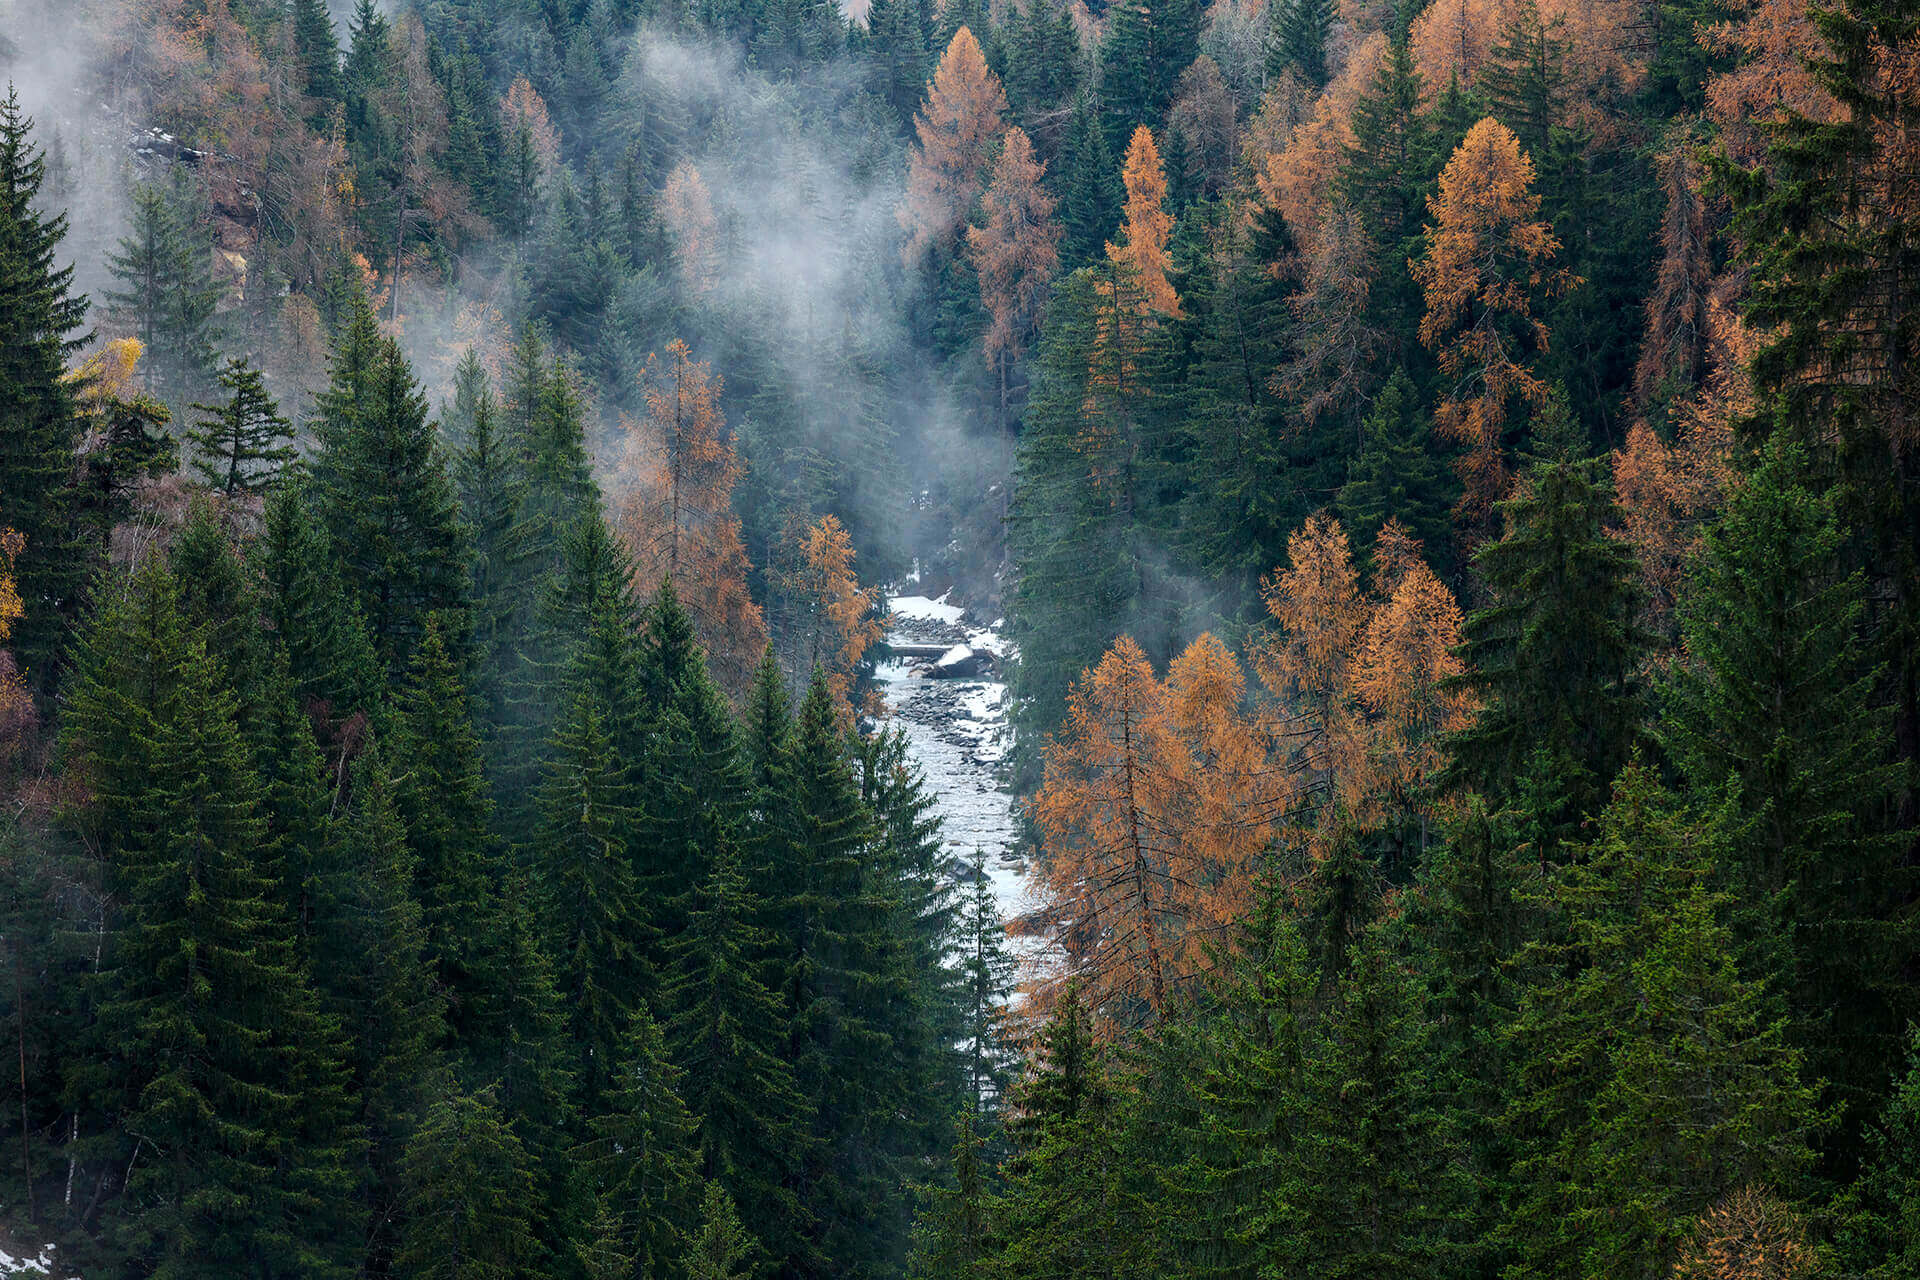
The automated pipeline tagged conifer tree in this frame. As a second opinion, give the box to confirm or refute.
[1171,879,1315,1277]
[257,478,383,729]
[394,1086,542,1280]
[989,983,1131,1277]
[1661,437,1911,1128]
[394,621,506,1046]
[1340,37,1438,348]
[292,0,346,123]
[1443,417,1645,840]
[1412,118,1574,519]
[1836,1030,1920,1279]
[1725,0,1920,970]
[579,1008,704,1279]
[70,339,175,553]
[104,180,223,416]
[1174,204,1303,618]
[1336,370,1457,574]
[187,356,295,498]
[1502,767,1822,1280]
[685,1183,761,1280]
[0,87,88,683]
[665,845,813,1276]
[63,558,363,1278]
[313,329,471,674]
[777,674,923,1277]
[1108,125,1180,317]
[1267,922,1469,1280]
[901,27,1008,265]
[314,741,447,1267]
[968,126,1061,421]
[635,580,751,961]
[1099,0,1204,139]
[533,683,644,1111]
[1058,93,1123,268]
[906,1106,992,1279]
[1272,0,1334,87]
[450,354,535,733]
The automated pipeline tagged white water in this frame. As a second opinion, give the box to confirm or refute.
[878,596,1045,977]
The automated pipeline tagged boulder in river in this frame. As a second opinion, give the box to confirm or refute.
[928,644,995,679]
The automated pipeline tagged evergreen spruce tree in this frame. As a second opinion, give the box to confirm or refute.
[394,620,508,1047]
[1271,0,1334,87]
[451,349,536,735]
[1058,94,1123,268]
[1267,923,1469,1280]
[1442,411,1646,843]
[533,682,644,1111]
[956,868,1017,1119]
[635,580,751,959]
[989,983,1132,1278]
[1170,878,1315,1278]
[579,1008,704,1279]
[292,0,347,125]
[1336,370,1456,576]
[776,673,921,1278]
[104,179,223,415]
[1175,205,1305,618]
[906,1106,992,1280]
[685,1182,761,1280]
[1501,767,1822,1280]
[1661,437,1911,1135]
[187,356,295,497]
[312,329,471,675]
[665,845,813,1276]
[394,1086,542,1280]
[1100,0,1204,141]
[313,741,447,1268]
[72,374,174,553]
[1836,1030,1920,1279]
[0,87,89,683]
[257,477,383,728]
[63,557,363,1278]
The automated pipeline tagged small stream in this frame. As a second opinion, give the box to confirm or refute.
[877,594,1044,973]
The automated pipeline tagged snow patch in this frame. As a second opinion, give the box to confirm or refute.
[0,1243,77,1278]
[889,592,966,625]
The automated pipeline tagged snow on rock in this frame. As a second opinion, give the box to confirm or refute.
[0,1243,78,1278]
[888,592,967,625]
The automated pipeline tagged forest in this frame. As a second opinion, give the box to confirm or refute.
[0,0,1916,1275]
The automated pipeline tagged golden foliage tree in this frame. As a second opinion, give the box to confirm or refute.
[769,514,884,725]
[1107,125,1181,317]
[1412,117,1575,519]
[618,340,766,695]
[1030,636,1251,1022]
[1634,140,1714,416]
[660,161,719,296]
[967,126,1060,411]
[501,76,562,179]
[0,527,31,759]
[1255,514,1472,852]
[1670,1188,1818,1280]
[900,27,1008,265]
[1028,519,1472,1023]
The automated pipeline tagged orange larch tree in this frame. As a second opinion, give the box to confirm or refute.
[1107,125,1181,317]
[660,161,719,296]
[1412,116,1575,520]
[900,27,1008,266]
[1030,635,1194,1023]
[1634,139,1713,417]
[501,75,562,179]
[967,126,1060,419]
[769,514,884,725]
[618,340,766,696]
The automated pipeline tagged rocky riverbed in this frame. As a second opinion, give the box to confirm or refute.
[877,592,1045,971]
